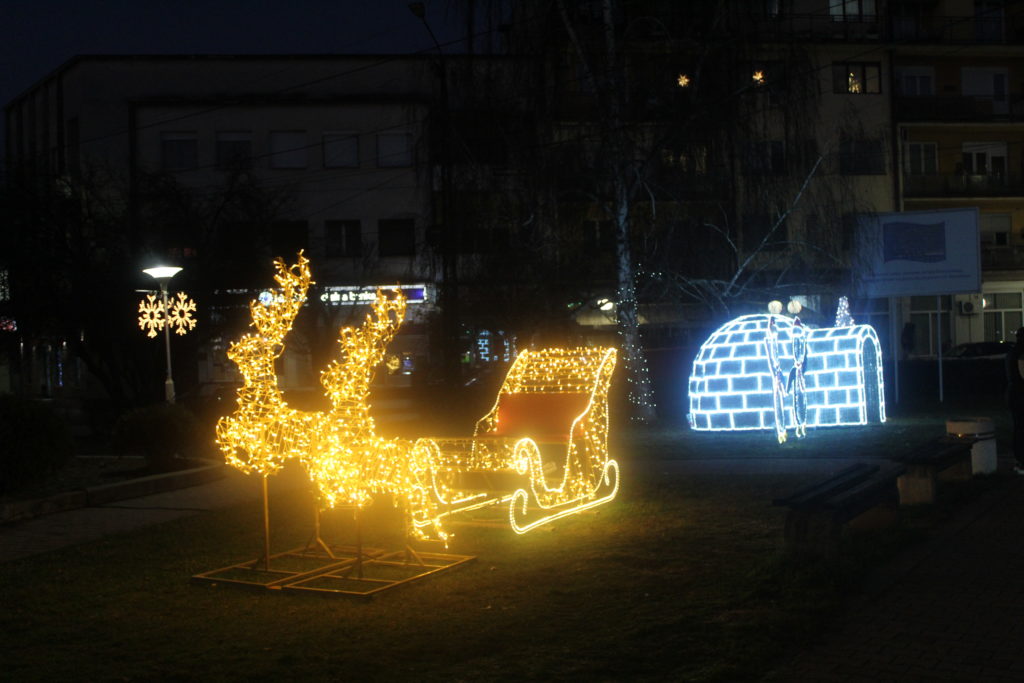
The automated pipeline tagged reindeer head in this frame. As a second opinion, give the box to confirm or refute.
[321,288,406,407]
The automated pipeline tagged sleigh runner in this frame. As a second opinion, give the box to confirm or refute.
[422,346,619,533]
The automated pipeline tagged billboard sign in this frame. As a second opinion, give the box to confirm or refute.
[856,208,980,297]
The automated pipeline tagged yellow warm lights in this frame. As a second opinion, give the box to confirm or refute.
[426,346,619,534]
[753,70,766,86]
[137,291,197,337]
[677,73,690,88]
[217,252,619,542]
[216,252,449,540]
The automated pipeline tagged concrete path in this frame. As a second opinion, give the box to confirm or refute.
[3,452,1023,681]
[771,462,1024,682]
[0,469,263,563]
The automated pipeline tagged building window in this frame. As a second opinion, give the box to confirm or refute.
[830,0,876,21]
[161,132,198,171]
[895,66,934,96]
[839,138,884,175]
[908,295,952,356]
[215,131,252,169]
[975,1,1005,42]
[325,220,362,257]
[980,213,1012,248]
[377,132,412,167]
[378,219,415,257]
[961,67,1009,113]
[269,131,307,169]
[833,62,881,94]
[744,140,785,175]
[270,220,309,256]
[961,141,1007,176]
[904,142,937,175]
[984,291,1022,341]
[323,132,359,168]
[583,220,615,253]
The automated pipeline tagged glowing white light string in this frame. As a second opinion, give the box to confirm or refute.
[687,314,886,433]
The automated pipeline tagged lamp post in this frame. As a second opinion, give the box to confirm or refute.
[143,265,182,403]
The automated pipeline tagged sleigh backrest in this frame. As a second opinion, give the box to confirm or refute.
[476,347,617,441]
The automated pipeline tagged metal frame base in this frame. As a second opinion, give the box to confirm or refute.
[192,543,475,598]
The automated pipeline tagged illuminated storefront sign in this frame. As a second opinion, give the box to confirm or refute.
[319,284,428,306]
[687,314,885,438]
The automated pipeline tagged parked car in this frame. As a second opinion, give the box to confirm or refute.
[945,341,1015,360]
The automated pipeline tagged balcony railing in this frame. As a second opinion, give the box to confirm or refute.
[981,245,1024,271]
[903,173,1024,198]
[740,13,1024,45]
[895,96,1024,123]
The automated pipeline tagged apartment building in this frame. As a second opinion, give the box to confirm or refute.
[4,54,449,394]
[890,1,1024,356]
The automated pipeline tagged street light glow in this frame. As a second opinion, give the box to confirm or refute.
[143,266,183,281]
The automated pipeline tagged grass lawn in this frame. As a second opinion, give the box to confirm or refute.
[0,395,1009,682]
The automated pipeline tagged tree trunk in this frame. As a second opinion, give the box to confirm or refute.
[613,176,657,423]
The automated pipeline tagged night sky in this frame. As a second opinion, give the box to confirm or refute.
[0,0,475,150]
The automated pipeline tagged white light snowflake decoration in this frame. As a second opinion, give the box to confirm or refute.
[137,292,198,338]
[168,291,197,335]
[138,294,165,338]
[687,314,885,437]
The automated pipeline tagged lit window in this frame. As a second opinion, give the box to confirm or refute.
[833,62,881,94]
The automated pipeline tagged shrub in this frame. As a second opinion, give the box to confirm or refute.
[111,403,204,472]
[0,395,76,494]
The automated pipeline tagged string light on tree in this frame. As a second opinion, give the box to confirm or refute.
[835,296,855,327]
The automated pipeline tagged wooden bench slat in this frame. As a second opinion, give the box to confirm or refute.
[772,463,879,508]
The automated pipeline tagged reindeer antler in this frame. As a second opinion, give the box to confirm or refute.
[321,288,406,408]
[249,251,313,343]
[217,251,316,476]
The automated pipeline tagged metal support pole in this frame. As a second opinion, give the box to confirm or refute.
[262,475,270,572]
[937,295,944,403]
[160,284,175,403]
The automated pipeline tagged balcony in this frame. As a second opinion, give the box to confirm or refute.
[895,96,1024,123]
[902,173,1024,199]
[740,13,1024,45]
[981,245,1024,271]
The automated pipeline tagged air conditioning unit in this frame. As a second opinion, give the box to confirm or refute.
[958,300,979,316]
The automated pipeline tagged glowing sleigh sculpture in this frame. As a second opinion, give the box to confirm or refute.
[423,345,620,534]
[687,313,885,441]
[198,253,619,595]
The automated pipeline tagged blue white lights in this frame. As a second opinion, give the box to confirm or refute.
[687,314,885,436]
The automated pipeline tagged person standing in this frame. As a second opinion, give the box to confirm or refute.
[1005,327,1024,475]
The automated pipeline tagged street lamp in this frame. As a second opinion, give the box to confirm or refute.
[143,265,182,403]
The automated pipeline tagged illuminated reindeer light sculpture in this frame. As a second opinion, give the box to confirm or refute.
[215,252,448,547]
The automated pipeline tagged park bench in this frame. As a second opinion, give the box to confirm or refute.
[772,461,907,555]
[422,346,619,533]
[891,435,976,505]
